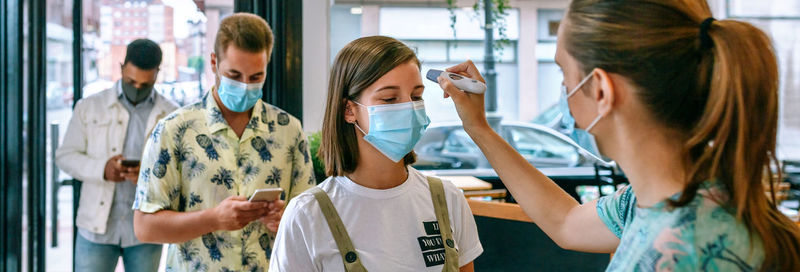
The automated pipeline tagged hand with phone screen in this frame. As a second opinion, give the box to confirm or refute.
[249,188,285,233]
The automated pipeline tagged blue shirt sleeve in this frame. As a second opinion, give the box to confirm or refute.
[595,185,636,238]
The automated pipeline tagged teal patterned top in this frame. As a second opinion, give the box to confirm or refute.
[596,182,764,271]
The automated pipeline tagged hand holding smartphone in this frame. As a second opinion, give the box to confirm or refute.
[248,188,283,202]
[120,159,140,167]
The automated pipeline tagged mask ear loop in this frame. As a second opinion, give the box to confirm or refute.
[567,71,595,98]
[585,112,606,133]
[353,121,367,135]
[568,70,606,133]
[348,100,368,135]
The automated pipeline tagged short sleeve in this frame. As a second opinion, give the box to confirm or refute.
[269,196,318,272]
[287,129,315,200]
[133,120,181,213]
[595,185,636,238]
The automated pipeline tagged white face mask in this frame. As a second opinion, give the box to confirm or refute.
[559,71,613,166]
[217,75,264,112]
[352,100,431,162]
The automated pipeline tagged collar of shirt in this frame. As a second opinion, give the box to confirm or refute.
[114,79,156,107]
[201,88,271,136]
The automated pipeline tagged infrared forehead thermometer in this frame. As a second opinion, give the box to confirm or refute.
[426,69,487,94]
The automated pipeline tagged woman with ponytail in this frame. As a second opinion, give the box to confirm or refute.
[436,0,800,270]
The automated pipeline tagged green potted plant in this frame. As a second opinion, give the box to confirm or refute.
[307,131,326,184]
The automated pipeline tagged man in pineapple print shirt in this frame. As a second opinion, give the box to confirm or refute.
[133,13,315,271]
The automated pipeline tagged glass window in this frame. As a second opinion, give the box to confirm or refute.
[43,0,76,268]
[329,5,362,64]
[728,3,800,160]
[729,0,800,18]
[403,40,448,62]
[442,129,480,154]
[84,0,230,106]
[507,125,579,167]
[374,7,521,124]
[421,127,484,170]
[41,0,232,270]
[329,2,585,172]
[536,9,564,124]
[536,61,562,115]
[537,9,563,42]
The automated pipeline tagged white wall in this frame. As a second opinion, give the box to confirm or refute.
[302,0,331,132]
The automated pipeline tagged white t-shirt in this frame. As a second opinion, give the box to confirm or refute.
[269,166,483,271]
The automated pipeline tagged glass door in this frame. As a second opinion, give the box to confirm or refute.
[43,0,231,271]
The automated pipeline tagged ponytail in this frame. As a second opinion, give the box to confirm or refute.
[564,0,800,270]
[678,19,800,271]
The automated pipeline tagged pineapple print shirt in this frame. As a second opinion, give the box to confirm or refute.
[134,92,315,272]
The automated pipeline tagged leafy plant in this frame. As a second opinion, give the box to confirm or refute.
[307,131,326,184]
[447,0,459,41]
[446,0,512,59]
[187,56,204,73]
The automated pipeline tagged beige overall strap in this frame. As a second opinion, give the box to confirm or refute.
[310,187,368,272]
[426,176,460,272]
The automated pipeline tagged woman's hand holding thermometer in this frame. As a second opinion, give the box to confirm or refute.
[430,62,489,130]
[426,69,487,94]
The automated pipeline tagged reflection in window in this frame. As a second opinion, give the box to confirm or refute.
[536,9,565,117]
[45,0,76,268]
[443,129,480,154]
[729,0,800,18]
[329,3,591,172]
[82,0,231,106]
[508,126,577,162]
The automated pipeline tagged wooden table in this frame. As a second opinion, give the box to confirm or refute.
[438,175,492,191]
[467,199,532,222]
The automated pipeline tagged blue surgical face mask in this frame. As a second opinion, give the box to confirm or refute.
[353,100,431,162]
[217,75,264,112]
[559,71,613,165]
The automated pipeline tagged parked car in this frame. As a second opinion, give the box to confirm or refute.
[531,103,569,134]
[413,121,610,170]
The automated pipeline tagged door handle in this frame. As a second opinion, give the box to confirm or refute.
[50,122,76,248]
[50,122,60,248]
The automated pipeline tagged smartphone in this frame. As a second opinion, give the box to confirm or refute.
[248,188,283,202]
[120,159,140,167]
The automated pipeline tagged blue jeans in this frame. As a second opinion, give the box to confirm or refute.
[75,234,162,272]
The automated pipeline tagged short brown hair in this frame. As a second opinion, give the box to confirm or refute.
[319,36,420,176]
[214,13,274,60]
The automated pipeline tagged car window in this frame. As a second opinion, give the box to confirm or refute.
[532,103,560,125]
[508,126,578,162]
[442,129,480,154]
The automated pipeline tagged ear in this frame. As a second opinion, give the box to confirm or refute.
[210,52,218,74]
[591,68,616,116]
[343,99,357,124]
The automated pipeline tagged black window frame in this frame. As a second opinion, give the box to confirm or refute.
[1,0,25,270]
[234,0,304,121]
